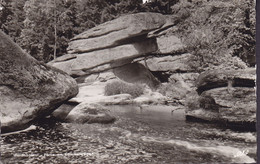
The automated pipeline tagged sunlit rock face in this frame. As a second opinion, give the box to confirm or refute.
[0,30,78,133]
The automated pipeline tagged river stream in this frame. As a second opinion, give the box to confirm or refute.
[1,105,256,163]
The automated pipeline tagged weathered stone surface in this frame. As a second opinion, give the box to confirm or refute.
[68,12,168,54]
[202,87,256,122]
[143,53,193,72]
[113,62,160,89]
[0,30,78,133]
[156,35,186,54]
[196,68,255,94]
[49,38,158,76]
[185,67,256,130]
[65,103,116,124]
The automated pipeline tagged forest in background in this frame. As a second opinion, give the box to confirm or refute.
[0,0,255,67]
[0,0,178,62]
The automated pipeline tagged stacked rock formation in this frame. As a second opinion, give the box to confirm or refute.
[48,12,194,90]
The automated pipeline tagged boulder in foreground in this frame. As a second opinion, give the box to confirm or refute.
[0,30,78,133]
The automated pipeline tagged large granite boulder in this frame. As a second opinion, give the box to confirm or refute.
[186,68,256,130]
[0,30,78,133]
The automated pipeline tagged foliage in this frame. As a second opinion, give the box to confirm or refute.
[104,80,144,98]
[0,0,26,42]
[171,0,255,70]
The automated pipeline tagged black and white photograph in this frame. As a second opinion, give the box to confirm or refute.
[0,0,257,163]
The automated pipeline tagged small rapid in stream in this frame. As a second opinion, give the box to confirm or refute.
[1,105,256,163]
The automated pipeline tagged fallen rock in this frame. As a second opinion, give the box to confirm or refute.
[68,12,168,54]
[0,30,78,133]
[65,103,116,124]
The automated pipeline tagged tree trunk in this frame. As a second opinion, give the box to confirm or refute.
[54,0,57,59]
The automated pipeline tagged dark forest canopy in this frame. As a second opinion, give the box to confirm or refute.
[0,0,178,62]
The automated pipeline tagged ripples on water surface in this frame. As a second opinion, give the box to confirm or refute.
[1,105,256,163]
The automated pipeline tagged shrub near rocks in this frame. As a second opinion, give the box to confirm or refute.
[104,80,144,98]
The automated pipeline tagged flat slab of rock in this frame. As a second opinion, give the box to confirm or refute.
[196,68,255,94]
[68,12,167,54]
[143,53,193,72]
[49,38,158,76]
[65,103,116,124]
[0,31,78,133]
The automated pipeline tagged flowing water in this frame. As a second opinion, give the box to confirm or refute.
[1,105,256,163]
